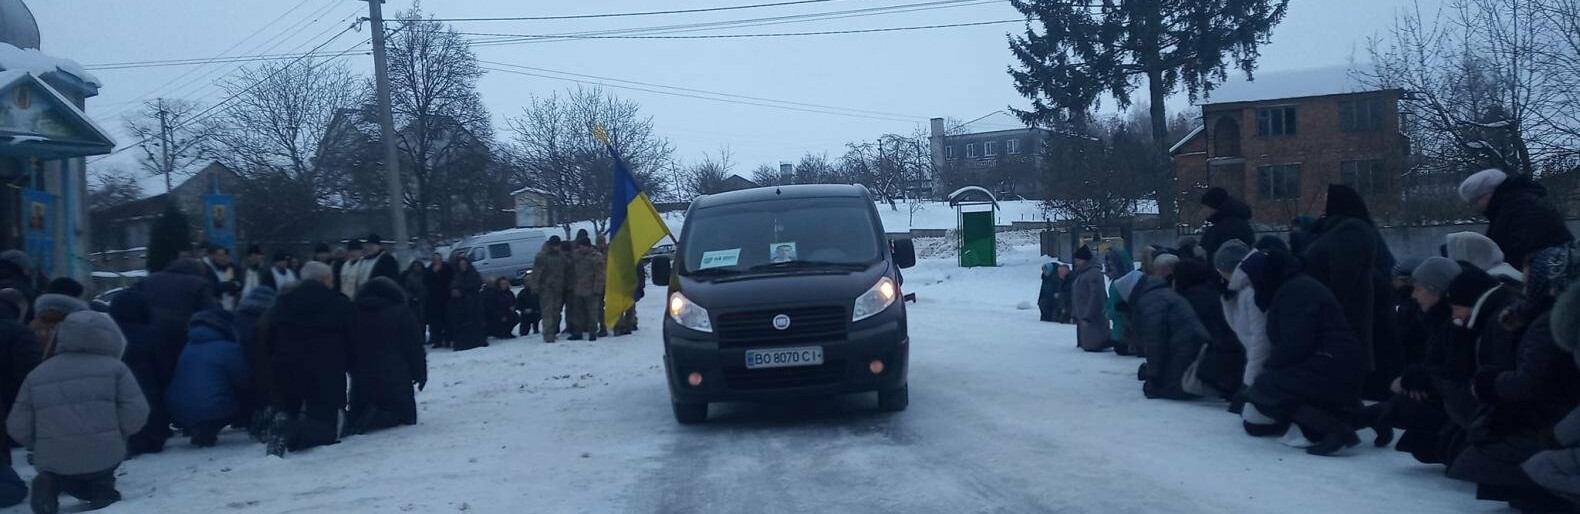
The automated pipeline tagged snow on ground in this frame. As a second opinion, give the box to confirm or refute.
[23,236,1511,513]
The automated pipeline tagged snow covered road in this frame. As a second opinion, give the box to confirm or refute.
[27,243,1506,513]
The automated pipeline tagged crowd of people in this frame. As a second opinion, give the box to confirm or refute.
[1038,169,1580,512]
[0,226,645,513]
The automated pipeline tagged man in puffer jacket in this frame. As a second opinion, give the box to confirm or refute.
[1523,285,1580,505]
[1114,270,1209,400]
[7,311,149,513]
[166,309,250,447]
[108,290,169,457]
[345,278,427,436]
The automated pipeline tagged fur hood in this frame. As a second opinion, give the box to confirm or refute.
[53,311,126,358]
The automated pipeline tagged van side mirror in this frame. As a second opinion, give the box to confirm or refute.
[892,239,916,269]
[651,256,672,285]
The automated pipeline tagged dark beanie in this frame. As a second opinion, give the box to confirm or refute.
[1201,187,1229,209]
[1445,264,1500,308]
[1325,184,1373,223]
[314,244,331,254]
[45,277,85,298]
[1073,245,1094,261]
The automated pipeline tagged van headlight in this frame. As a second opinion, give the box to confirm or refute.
[852,277,898,322]
[668,292,712,333]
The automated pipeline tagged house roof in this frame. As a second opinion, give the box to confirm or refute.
[1197,65,1387,105]
[955,111,1033,134]
[1168,125,1205,155]
[511,185,554,197]
[720,175,760,192]
[0,70,114,157]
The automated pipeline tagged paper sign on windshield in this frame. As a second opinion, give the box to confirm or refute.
[699,249,741,269]
[770,242,798,263]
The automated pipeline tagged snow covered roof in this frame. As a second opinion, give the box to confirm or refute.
[511,185,554,197]
[0,70,115,152]
[955,111,1032,134]
[1198,65,1378,105]
[0,42,98,89]
[1168,125,1205,155]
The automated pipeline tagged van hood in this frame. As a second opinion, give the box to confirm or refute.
[678,262,888,310]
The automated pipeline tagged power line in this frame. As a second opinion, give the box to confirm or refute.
[462,20,1019,41]
[479,59,926,120]
[85,50,373,71]
[479,65,922,124]
[419,0,841,22]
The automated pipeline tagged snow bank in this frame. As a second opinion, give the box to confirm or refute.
[0,42,99,88]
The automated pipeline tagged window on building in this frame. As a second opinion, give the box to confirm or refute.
[1006,139,1021,155]
[984,141,998,157]
[1256,106,1298,136]
[1340,100,1385,132]
[1341,159,1388,194]
[1256,164,1302,200]
[966,143,979,158]
[488,243,512,259]
[944,145,954,158]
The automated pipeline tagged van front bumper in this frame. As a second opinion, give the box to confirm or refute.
[663,319,909,404]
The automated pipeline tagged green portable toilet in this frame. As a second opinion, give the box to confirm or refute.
[947,186,1000,268]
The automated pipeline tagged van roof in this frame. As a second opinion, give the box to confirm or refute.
[460,227,549,244]
[690,184,868,210]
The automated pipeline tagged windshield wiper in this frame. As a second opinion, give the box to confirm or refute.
[683,267,740,278]
[746,260,866,272]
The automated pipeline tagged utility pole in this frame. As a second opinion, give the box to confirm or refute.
[157,98,173,195]
[366,0,410,252]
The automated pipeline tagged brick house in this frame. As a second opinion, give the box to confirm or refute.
[1170,67,1408,227]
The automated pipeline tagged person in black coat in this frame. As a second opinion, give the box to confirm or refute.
[136,259,218,404]
[423,253,453,348]
[106,289,167,457]
[1199,187,1257,259]
[516,283,541,336]
[1359,258,1470,462]
[1460,169,1574,279]
[1055,264,1074,324]
[344,278,427,436]
[1038,262,1064,323]
[483,278,519,340]
[361,234,401,285]
[1113,271,1209,400]
[264,262,354,457]
[1172,258,1246,399]
[448,257,486,351]
[1244,249,1369,456]
[401,260,427,327]
[1303,185,1405,401]
[0,289,38,465]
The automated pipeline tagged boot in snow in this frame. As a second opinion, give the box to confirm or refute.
[1353,402,1394,447]
[266,412,292,457]
[31,472,59,514]
[1305,429,1361,456]
[1294,406,1360,456]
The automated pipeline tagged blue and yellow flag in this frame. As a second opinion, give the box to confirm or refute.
[599,128,671,328]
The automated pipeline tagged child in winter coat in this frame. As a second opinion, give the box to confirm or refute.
[516,284,541,336]
[166,309,250,447]
[8,311,149,513]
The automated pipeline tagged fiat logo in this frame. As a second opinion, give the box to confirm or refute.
[772,314,792,331]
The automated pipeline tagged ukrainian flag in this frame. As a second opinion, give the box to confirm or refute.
[600,130,671,329]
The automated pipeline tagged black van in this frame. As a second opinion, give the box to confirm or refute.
[651,184,916,424]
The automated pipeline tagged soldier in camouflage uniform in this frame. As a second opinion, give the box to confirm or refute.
[569,237,606,341]
[530,237,572,343]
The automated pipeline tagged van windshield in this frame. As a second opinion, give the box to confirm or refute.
[680,197,882,276]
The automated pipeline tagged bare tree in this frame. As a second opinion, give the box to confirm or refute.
[684,146,734,198]
[123,98,215,194]
[87,168,143,211]
[387,6,497,238]
[1040,115,1154,228]
[750,163,785,187]
[506,87,674,237]
[838,132,934,209]
[208,59,371,242]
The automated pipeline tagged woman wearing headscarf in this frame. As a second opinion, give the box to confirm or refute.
[447,257,486,351]
[1302,184,1401,401]
[1445,231,1524,284]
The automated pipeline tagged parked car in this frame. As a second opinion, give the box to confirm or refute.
[642,243,676,264]
[451,228,550,286]
[651,184,917,424]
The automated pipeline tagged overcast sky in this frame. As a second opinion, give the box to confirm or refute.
[33,0,1442,185]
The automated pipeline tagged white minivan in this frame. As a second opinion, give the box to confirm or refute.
[451,228,550,285]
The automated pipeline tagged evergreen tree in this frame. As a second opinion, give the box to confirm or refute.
[146,202,191,272]
[1008,0,1290,222]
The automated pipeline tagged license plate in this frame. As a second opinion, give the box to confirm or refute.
[744,347,824,369]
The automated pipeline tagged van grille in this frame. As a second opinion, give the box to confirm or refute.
[723,360,846,390]
[715,306,848,349]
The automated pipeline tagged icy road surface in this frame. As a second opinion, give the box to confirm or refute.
[29,242,1501,513]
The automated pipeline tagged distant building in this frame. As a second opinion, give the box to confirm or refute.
[1170,67,1409,226]
[719,175,760,193]
[89,162,241,271]
[511,186,554,228]
[929,112,1051,199]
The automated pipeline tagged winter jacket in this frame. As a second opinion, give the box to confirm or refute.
[1174,260,1245,397]
[1466,285,1523,372]
[1397,303,1473,394]
[1103,249,1134,281]
[448,267,486,351]
[1201,196,1256,259]
[1525,288,1580,503]
[0,255,36,305]
[1484,173,1573,269]
[267,279,353,411]
[7,312,148,475]
[572,247,607,297]
[402,267,427,318]
[516,288,541,319]
[485,287,517,326]
[107,290,167,454]
[532,247,572,296]
[363,251,401,286]
[1248,257,1367,411]
[1471,312,1580,437]
[139,259,219,383]
[31,294,87,357]
[1038,264,1064,312]
[1069,262,1108,351]
[235,286,276,410]
[166,310,250,426]
[1222,265,1269,387]
[349,278,426,426]
[423,263,452,324]
[0,301,39,432]
[1303,215,1378,371]
[1125,275,1208,399]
